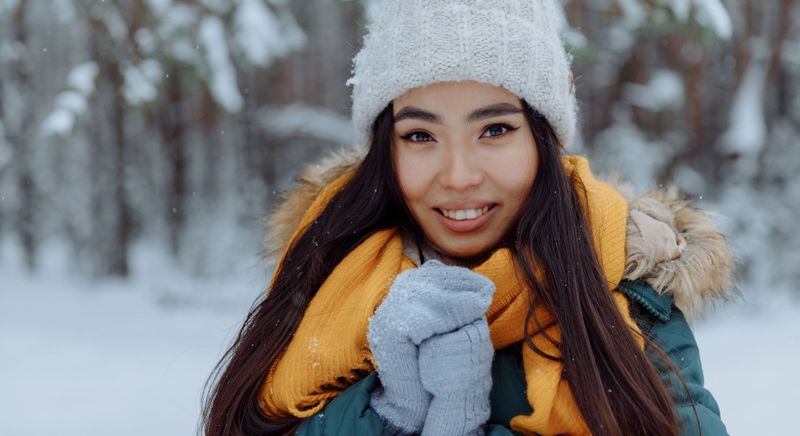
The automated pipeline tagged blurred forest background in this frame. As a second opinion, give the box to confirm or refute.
[0,0,798,291]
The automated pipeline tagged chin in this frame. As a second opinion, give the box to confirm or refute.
[436,239,497,262]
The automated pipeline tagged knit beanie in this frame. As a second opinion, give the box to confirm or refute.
[347,0,577,148]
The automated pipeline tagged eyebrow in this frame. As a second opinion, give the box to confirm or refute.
[467,103,523,122]
[394,106,442,124]
[394,102,523,124]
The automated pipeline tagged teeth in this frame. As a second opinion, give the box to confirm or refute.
[442,206,490,221]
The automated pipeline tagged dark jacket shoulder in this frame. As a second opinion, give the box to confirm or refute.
[620,280,729,436]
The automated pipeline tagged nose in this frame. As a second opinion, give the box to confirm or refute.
[438,144,484,191]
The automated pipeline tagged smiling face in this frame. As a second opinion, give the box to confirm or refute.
[392,81,539,259]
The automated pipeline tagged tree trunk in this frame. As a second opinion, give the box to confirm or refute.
[767,0,795,118]
[160,66,187,257]
[755,0,796,185]
[10,0,37,271]
[90,16,131,276]
[109,53,131,276]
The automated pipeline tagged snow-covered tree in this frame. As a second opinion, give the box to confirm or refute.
[2,0,306,276]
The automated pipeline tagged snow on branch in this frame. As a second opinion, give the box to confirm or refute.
[623,70,685,111]
[122,59,163,106]
[258,103,356,146]
[41,62,99,138]
[199,16,244,113]
[233,0,306,67]
[605,0,733,39]
[691,0,732,39]
[720,41,769,156]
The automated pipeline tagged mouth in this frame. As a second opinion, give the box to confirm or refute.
[435,205,495,221]
[433,204,498,233]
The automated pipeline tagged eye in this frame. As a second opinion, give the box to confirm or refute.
[400,131,434,143]
[480,123,518,139]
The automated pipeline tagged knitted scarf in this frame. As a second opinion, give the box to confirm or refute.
[260,155,640,435]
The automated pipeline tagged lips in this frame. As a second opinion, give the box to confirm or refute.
[435,204,497,233]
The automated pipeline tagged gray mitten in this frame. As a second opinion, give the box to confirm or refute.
[419,317,495,436]
[367,260,495,435]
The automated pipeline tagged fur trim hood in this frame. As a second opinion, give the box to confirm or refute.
[264,148,734,319]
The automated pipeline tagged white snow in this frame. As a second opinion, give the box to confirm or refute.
[0,40,23,64]
[616,0,647,28]
[672,162,708,194]
[145,0,173,16]
[41,63,99,138]
[694,290,800,434]
[67,62,99,96]
[155,2,199,64]
[258,103,357,145]
[40,108,76,137]
[0,242,265,436]
[168,37,199,64]
[667,0,692,21]
[134,28,158,54]
[563,27,588,49]
[122,60,163,106]
[201,0,232,15]
[659,0,732,38]
[720,52,767,155]
[54,90,89,115]
[692,0,733,39]
[198,16,244,113]
[51,0,76,23]
[623,70,685,111]
[158,2,197,37]
[1,240,796,435]
[589,107,675,192]
[233,0,306,67]
[97,5,129,44]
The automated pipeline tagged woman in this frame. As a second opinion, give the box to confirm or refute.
[203,0,733,435]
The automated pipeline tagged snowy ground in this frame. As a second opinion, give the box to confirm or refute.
[1,244,798,435]
[0,244,265,436]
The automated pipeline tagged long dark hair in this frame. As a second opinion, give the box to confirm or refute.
[514,108,680,435]
[202,101,681,435]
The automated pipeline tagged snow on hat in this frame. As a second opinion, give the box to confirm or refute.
[347,0,577,148]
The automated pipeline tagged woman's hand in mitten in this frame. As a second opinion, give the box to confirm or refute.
[367,259,496,434]
[418,318,494,436]
[376,259,496,343]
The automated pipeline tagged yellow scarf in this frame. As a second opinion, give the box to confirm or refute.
[260,155,640,435]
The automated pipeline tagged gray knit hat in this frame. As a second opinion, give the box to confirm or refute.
[347,0,577,147]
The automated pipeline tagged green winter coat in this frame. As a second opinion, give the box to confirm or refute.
[295,280,728,436]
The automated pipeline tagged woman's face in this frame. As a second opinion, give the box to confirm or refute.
[392,81,539,259]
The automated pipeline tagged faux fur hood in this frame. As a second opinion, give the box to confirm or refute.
[264,148,734,319]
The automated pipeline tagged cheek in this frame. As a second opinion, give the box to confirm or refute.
[508,162,537,199]
[485,143,538,201]
[393,149,437,205]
